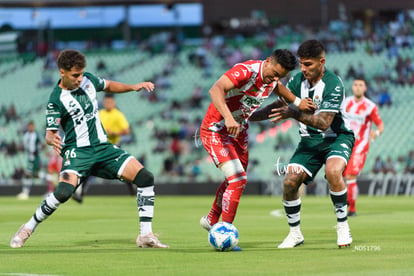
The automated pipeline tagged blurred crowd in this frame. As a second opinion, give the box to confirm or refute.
[1,10,414,183]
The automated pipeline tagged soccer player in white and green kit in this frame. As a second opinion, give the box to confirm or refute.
[252,40,354,248]
[16,121,43,200]
[10,49,168,249]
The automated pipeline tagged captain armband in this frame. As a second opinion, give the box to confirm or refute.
[293,97,301,107]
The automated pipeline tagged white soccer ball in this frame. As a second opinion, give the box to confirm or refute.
[208,222,239,251]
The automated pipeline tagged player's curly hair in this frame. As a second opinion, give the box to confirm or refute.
[297,39,326,58]
[271,49,298,71]
[57,49,86,71]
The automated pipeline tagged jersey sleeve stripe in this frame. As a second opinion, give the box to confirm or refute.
[318,109,339,113]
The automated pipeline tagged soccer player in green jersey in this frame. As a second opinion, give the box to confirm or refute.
[10,49,168,249]
[16,121,44,200]
[251,40,354,248]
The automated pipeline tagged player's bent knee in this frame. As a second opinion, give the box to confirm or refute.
[220,159,244,178]
[283,178,301,194]
[133,168,154,188]
[53,182,76,203]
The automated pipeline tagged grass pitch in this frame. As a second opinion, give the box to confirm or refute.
[1,194,413,275]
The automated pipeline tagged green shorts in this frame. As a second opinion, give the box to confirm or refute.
[27,156,41,176]
[60,142,132,183]
[289,133,354,183]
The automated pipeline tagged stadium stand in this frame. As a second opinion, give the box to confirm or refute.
[1,14,414,191]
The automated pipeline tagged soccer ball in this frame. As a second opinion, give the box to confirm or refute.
[208,222,239,251]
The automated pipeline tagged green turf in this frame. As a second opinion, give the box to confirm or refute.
[1,195,413,275]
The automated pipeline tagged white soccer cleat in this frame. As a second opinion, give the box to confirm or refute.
[336,221,352,248]
[199,216,212,231]
[16,192,29,200]
[10,224,32,248]
[278,228,304,249]
[136,233,169,248]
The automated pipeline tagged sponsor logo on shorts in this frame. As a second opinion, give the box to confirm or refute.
[220,148,229,157]
[341,143,349,149]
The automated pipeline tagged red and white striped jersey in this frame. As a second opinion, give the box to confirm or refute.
[342,96,383,153]
[202,60,277,135]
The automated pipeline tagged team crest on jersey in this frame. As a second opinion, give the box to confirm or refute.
[249,86,259,93]
[313,95,322,108]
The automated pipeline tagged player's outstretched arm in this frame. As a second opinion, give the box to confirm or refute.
[249,99,286,121]
[269,105,335,131]
[105,80,155,93]
[274,82,316,112]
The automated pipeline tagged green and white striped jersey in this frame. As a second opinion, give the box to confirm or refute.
[45,72,108,147]
[23,130,42,161]
[286,68,353,138]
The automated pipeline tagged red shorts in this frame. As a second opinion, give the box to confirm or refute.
[343,151,367,176]
[200,127,249,168]
[48,154,63,173]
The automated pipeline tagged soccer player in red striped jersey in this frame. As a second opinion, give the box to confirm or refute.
[342,78,384,216]
[199,49,316,239]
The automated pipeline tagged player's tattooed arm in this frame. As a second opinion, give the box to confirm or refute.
[269,105,336,131]
[297,111,336,131]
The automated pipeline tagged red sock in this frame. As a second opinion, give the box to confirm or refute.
[221,171,247,223]
[347,180,357,212]
[46,175,55,192]
[207,180,227,225]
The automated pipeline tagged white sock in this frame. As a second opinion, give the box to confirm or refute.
[137,186,154,235]
[26,193,61,232]
[290,225,301,233]
[25,216,38,232]
[140,222,152,235]
[22,179,32,194]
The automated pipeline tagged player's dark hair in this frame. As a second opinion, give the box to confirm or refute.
[354,77,367,85]
[297,39,326,58]
[57,49,86,71]
[271,49,297,71]
[104,93,114,98]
